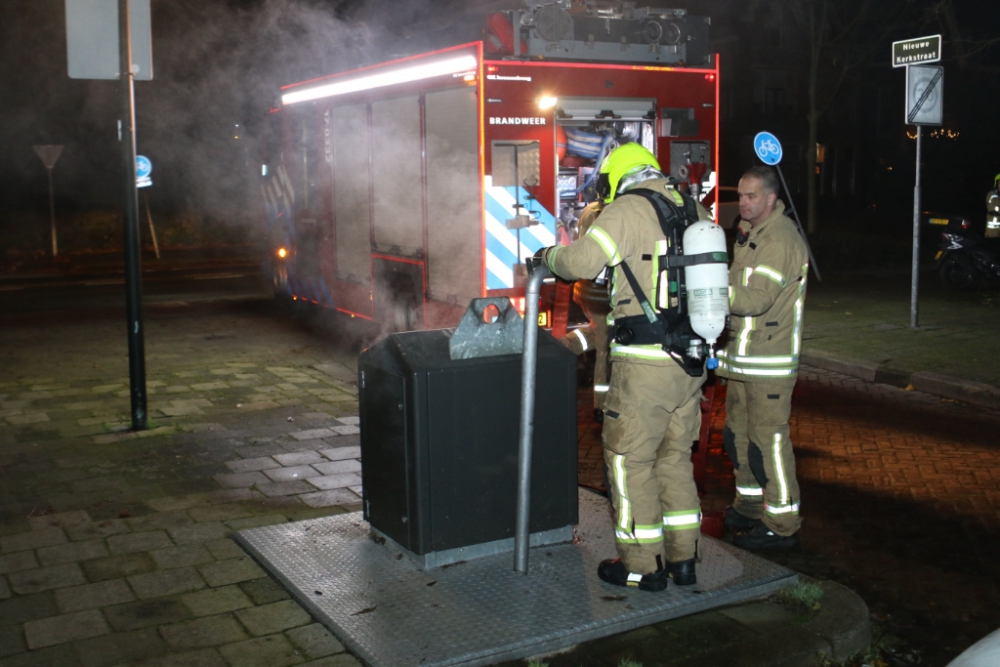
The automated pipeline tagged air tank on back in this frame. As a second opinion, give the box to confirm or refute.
[683,221,729,367]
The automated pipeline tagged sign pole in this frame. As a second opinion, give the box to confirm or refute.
[119,0,147,430]
[894,37,942,330]
[47,167,58,257]
[33,145,64,259]
[752,131,821,281]
[911,125,922,329]
[774,164,821,281]
[144,193,160,260]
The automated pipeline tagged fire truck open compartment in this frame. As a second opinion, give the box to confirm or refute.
[261,8,719,332]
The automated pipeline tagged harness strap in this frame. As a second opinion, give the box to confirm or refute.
[617,260,662,329]
[621,188,699,238]
[664,251,729,268]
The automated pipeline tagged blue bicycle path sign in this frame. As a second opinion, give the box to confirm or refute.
[136,155,153,188]
[136,155,152,178]
[753,132,783,165]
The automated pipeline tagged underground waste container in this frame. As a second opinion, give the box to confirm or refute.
[358,298,578,568]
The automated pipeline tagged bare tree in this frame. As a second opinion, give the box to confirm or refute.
[781,0,910,233]
[923,0,1000,72]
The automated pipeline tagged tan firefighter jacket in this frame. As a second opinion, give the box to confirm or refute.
[571,201,609,308]
[543,179,711,367]
[716,200,808,380]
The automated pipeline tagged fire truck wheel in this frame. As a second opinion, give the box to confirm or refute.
[271,269,299,316]
[272,265,289,299]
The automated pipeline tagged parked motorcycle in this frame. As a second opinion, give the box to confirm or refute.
[935,229,1000,290]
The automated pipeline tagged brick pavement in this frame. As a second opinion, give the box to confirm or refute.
[578,365,1000,666]
[770,368,1000,666]
[1,300,367,667]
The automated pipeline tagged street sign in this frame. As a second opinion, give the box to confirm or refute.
[66,0,153,80]
[136,155,152,188]
[906,65,944,126]
[892,35,941,68]
[33,145,64,170]
[753,132,783,165]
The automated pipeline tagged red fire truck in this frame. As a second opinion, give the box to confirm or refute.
[260,3,719,332]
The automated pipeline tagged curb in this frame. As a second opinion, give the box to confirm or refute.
[801,349,1000,411]
[0,252,258,282]
[664,578,871,667]
[0,258,263,290]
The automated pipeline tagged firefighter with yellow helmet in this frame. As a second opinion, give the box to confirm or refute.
[536,142,718,591]
[986,174,1000,238]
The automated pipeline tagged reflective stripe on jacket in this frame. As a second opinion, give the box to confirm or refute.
[717,201,808,379]
[544,179,710,366]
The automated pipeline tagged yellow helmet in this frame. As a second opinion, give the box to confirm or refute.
[596,143,662,202]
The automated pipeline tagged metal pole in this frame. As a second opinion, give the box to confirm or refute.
[120,0,147,430]
[47,167,57,257]
[515,258,551,573]
[911,125,922,329]
[144,193,160,260]
[776,164,821,281]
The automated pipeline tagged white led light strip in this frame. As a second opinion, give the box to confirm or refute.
[282,54,479,105]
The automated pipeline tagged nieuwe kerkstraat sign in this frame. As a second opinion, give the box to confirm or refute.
[892,35,942,68]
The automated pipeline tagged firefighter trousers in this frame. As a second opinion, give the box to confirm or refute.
[723,377,801,536]
[602,361,704,573]
[559,296,611,410]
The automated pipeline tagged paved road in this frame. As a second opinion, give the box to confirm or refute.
[2,268,998,666]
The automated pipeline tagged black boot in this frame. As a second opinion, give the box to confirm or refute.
[665,558,696,586]
[733,523,799,550]
[597,559,668,592]
[724,506,761,533]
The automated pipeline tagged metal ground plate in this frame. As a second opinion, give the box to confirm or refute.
[234,489,797,667]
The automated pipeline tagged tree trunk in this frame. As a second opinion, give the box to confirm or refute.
[805,2,822,235]
[806,108,818,234]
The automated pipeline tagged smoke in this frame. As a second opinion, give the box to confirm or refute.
[0,0,487,222]
[132,0,381,222]
[135,0,523,224]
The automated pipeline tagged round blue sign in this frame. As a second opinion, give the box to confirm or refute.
[753,132,783,165]
[136,155,152,178]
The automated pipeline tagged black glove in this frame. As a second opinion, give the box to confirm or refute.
[527,246,553,273]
